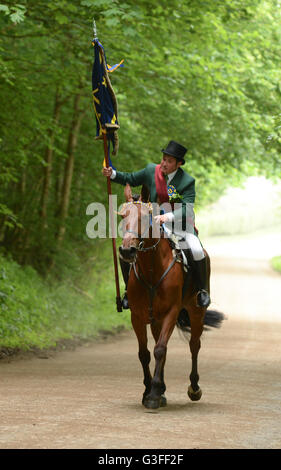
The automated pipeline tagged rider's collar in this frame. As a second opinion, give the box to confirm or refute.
[166,168,178,183]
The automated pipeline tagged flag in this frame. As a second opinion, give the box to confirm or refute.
[92,39,123,167]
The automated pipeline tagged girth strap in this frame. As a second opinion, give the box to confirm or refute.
[132,256,177,323]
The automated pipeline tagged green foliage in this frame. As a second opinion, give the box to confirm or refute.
[271,255,281,274]
[0,3,26,24]
[1,0,281,347]
[0,249,130,350]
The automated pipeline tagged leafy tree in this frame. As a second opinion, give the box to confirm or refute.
[0,0,280,274]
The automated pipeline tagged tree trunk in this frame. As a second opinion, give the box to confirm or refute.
[55,158,64,208]
[40,88,62,228]
[74,170,85,216]
[56,93,84,244]
[20,167,26,195]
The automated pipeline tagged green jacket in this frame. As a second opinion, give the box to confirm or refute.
[113,163,195,231]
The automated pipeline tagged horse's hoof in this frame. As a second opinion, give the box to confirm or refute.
[144,399,160,409]
[143,396,161,409]
[142,394,167,409]
[188,385,202,401]
[160,394,167,407]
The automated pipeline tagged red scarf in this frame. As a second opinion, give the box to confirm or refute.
[154,164,169,203]
[154,164,198,234]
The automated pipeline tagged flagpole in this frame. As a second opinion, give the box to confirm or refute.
[93,19,122,312]
[102,131,123,312]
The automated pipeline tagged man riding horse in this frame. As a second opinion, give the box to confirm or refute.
[102,140,211,310]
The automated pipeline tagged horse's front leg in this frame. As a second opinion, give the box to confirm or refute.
[131,313,152,405]
[186,304,205,401]
[144,310,178,409]
[149,321,167,408]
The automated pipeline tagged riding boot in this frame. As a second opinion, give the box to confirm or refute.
[192,257,211,308]
[119,257,130,309]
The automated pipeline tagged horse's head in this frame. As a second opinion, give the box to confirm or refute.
[119,184,152,263]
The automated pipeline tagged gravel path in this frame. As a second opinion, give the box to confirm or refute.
[0,230,280,449]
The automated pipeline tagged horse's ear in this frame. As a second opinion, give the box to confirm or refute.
[140,184,150,203]
[124,183,134,202]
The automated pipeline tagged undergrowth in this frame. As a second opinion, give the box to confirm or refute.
[0,239,131,351]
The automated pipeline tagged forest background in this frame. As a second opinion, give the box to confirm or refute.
[0,0,280,351]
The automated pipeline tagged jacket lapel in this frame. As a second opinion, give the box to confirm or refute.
[169,167,183,188]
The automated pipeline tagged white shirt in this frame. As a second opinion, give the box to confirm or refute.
[166,168,178,183]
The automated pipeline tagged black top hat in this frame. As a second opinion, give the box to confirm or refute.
[161,140,187,163]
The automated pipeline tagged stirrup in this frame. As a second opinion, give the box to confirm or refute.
[196,289,210,308]
[122,292,129,309]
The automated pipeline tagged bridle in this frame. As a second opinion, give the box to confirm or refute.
[125,228,161,252]
[121,201,161,252]
[121,201,181,322]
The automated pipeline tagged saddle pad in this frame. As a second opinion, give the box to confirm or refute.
[163,224,188,269]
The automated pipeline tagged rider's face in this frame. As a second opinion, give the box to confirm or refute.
[160,154,182,175]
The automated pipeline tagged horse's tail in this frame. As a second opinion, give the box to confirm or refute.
[176,308,226,336]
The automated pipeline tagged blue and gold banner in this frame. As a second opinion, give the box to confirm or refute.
[92,39,123,164]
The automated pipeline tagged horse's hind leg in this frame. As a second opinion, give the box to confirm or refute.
[186,305,205,401]
[131,314,152,405]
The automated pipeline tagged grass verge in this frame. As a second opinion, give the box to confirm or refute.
[271,255,281,274]
[0,243,131,354]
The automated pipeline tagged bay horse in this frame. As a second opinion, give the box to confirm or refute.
[119,183,224,409]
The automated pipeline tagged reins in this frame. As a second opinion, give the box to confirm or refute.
[123,202,160,252]
[122,200,181,322]
[125,228,161,252]
[132,250,177,323]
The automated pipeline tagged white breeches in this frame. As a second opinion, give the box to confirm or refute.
[163,225,205,261]
[179,232,205,261]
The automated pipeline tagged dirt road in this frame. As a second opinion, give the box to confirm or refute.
[0,230,281,449]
